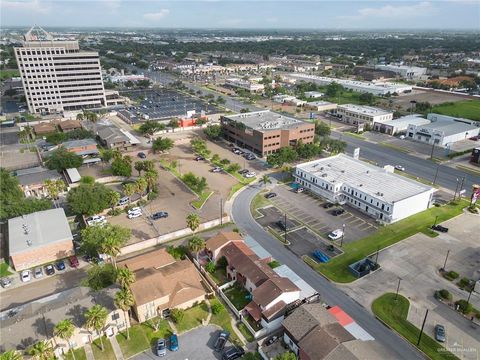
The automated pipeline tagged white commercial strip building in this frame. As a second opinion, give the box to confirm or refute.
[335,104,393,125]
[375,64,427,80]
[373,114,430,135]
[294,154,435,223]
[286,73,413,95]
[224,78,265,93]
[407,114,480,147]
[14,26,106,114]
[305,100,337,112]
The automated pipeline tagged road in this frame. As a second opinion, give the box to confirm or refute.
[231,182,424,360]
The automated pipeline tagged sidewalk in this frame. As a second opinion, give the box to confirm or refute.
[110,336,124,360]
[84,344,95,360]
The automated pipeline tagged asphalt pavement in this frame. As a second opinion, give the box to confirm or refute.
[232,182,425,360]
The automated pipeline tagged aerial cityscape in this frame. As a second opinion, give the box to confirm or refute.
[0,1,479,360]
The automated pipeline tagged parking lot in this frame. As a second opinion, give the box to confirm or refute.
[132,325,227,360]
[0,127,40,171]
[268,183,378,244]
[121,89,221,122]
[345,211,480,360]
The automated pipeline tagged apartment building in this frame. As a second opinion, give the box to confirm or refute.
[335,104,393,125]
[221,110,315,156]
[294,154,435,223]
[14,26,106,114]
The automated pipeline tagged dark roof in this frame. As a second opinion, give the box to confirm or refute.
[252,277,299,308]
[15,166,61,186]
[97,126,129,146]
[299,324,355,360]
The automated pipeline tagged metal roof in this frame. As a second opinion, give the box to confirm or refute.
[224,110,308,131]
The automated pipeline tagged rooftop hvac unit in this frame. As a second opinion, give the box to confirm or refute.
[26,239,32,247]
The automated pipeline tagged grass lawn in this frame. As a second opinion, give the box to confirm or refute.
[0,69,20,80]
[372,293,459,360]
[344,132,366,140]
[431,100,480,121]
[250,190,269,216]
[209,298,243,346]
[142,319,173,345]
[210,267,227,285]
[380,142,412,153]
[224,284,251,310]
[228,182,246,199]
[175,301,210,333]
[314,200,468,283]
[91,337,116,360]
[0,263,12,277]
[237,322,255,343]
[65,348,87,360]
[116,325,150,358]
[192,190,214,209]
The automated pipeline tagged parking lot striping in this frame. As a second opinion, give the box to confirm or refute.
[349,218,365,226]
[359,223,373,231]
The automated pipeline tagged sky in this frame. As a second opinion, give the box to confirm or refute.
[1,0,479,30]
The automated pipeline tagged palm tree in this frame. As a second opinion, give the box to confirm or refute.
[28,340,54,360]
[100,237,122,269]
[260,175,272,189]
[143,170,158,193]
[186,213,201,233]
[114,288,134,340]
[76,113,84,121]
[84,305,108,351]
[116,267,136,289]
[54,319,76,360]
[85,111,99,134]
[135,177,148,195]
[107,191,120,210]
[43,179,66,207]
[188,235,205,260]
[1,350,23,360]
[123,183,136,201]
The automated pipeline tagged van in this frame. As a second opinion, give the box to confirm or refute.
[118,197,129,206]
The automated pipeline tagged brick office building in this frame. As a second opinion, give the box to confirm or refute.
[221,110,315,157]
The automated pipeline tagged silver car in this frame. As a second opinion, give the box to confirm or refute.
[1,277,12,288]
[34,267,43,279]
[155,338,166,357]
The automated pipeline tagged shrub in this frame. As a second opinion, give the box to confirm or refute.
[205,261,216,274]
[107,208,122,216]
[458,277,472,290]
[268,260,281,269]
[147,191,158,200]
[211,302,225,315]
[455,299,473,314]
[444,270,459,281]
[436,289,452,301]
[171,309,185,323]
[232,228,240,233]
[217,256,228,269]
[167,245,187,260]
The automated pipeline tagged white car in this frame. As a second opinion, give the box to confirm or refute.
[244,172,256,178]
[87,215,106,226]
[127,207,141,215]
[328,229,344,241]
[128,211,142,219]
[399,135,406,140]
[21,270,31,282]
[395,165,405,171]
[34,267,43,279]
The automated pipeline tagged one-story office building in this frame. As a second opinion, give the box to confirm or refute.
[294,154,435,223]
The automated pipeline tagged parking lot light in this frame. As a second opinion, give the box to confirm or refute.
[442,249,450,271]
[340,223,345,247]
[284,213,287,243]
[395,277,402,301]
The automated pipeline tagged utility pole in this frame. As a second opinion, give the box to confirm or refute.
[432,164,440,186]
[453,178,460,201]
[395,278,402,301]
[340,223,345,247]
[458,177,465,200]
[220,198,223,225]
[284,213,288,243]
[430,142,435,160]
[467,287,474,305]
[417,309,429,346]
[442,250,450,271]
[433,215,439,227]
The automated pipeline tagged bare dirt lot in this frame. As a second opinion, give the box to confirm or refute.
[385,89,466,110]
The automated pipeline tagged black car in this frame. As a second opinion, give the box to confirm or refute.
[432,224,448,233]
[276,220,287,231]
[323,202,335,209]
[45,264,55,276]
[152,211,169,220]
[137,152,146,159]
[264,192,277,199]
[214,331,230,352]
[331,209,345,216]
[238,169,249,175]
[195,156,205,161]
[222,347,245,360]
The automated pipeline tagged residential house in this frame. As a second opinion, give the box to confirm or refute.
[58,119,83,132]
[0,286,128,355]
[61,139,99,156]
[119,248,208,323]
[7,208,74,270]
[96,125,139,151]
[15,166,63,197]
[33,122,56,135]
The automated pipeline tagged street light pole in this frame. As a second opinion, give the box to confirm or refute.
[432,164,439,186]
[417,309,429,346]
[459,177,465,200]
[341,223,345,247]
[395,278,402,301]
[453,178,460,201]
[284,213,288,243]
[467,287,474,305]
[442,250,450,271]
[220,198,223,225]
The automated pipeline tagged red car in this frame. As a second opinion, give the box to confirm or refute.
[69,256,79,268]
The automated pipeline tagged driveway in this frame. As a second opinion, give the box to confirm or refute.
[132,325,223,360]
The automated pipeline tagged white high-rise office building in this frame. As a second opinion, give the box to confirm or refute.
[14,26,106,114]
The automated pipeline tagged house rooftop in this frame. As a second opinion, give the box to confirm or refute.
[15,166,61,186]
[8,208,73,255]
[253,277,299,308]
[223,110,309,131]
[205,231,244,254]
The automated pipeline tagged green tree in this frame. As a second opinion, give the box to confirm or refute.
[168,118,180,132]
[325,82,343,97]
[135,177,148,195]
[45,148,83,171]
[76,113,84,121]
[80,176,95,185]
[80,224,130,261]
[211,154,220,163]
[111,156,132,177]
[45,132,68,145]
[27,340,54,360]
[106,191,121,210]
[205,261,216,274]
[54,319,76,359]
[84,305,108,351]
[100,149,114,164]
[143,170,158,193]
[359,92,375,105]
[116,267,136,289]
[67,183,118,215]
[203,124,223,140]
[186,213,201,233]
[43,179,66,200]
[114,288,134,340]
[226,163,241,173]
[138,121,165,136]
[152,137,174,153]
[211,302,225,315]
[314,121,331,137]
[260,175,272,189]
[122,182,137,200]
[134,161,145,176]
[0,350,23,360]
[188,235,205,259]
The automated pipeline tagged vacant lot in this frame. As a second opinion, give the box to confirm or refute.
[431,100,480,121]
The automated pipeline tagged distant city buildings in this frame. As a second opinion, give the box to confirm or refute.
[14,26,107,114]
[221,110,315,157]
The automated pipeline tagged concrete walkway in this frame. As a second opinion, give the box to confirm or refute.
[110,336,124,360]
[230,319,248,345]
[84,343,95,360]
[167,319,178,334]
[205,299,212,324]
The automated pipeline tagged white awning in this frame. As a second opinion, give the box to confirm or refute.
[65,168,81,183]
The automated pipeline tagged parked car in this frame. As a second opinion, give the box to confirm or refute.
[331,208,345,216]
[328,229,344,241]
[212,167,223,173]
[155,338,167,357]
[323,202,335,209]
[87,215,106,226]
[21,270,31,282]
[137,152,146,159]
[434,324,446,342]
[238,169,249,175]
[214,331,230,352]
[152,211,169,220]
[45,264,55,276]
[118,197,129,206]
[1,277,12,288]
[127,207,142,215]
[399,135,406,140]
[244,172,256,178]
[264,192,277,199]
[296,187,304,193]
[394,165,405,172]
[276,220,287,231]
[265,335,279,346]
[169,334,179,351]
[128,212,142,219]
[222,347,245,360]
[56,260,66,271]
[34,267,43,279]
[69,256,79,268]
[432,224,448,233]
[195,156,205,161]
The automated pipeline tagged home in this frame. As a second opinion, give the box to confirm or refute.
[58,119,82,132]
[7,208,74,271]
[282,303,390,360]
[33,122,56,136]
[15,166,63,197]
[0,286,128,355]
[61,139,99,156]
[96,125,139,151]
[119,248,208,323]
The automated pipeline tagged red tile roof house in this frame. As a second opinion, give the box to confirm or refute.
[206,232,301,333]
